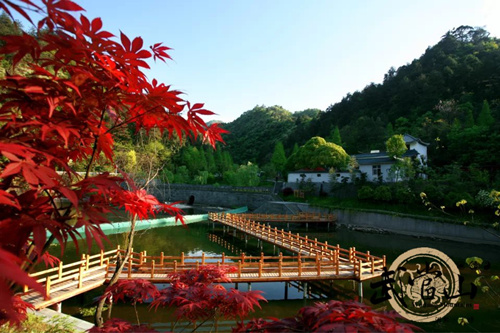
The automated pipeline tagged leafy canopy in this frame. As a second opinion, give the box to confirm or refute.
[286,136,349,171]
[386,134,407,158]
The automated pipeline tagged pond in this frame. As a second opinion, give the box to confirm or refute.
[52,218,500,332]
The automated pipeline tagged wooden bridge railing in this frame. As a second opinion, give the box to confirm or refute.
[25,248,117,296]
[109,249,374,279]
[208,212,386,277]
[235,212,337,222]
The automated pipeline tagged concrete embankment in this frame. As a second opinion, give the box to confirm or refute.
[29,308,93,332]
[151,184,280,210]
[255,202,500,246]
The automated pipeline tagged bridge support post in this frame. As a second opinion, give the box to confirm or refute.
[52,302,62,313]
[248,282,252,291]
[284,282,289,300]
[358,281,363,300]
[303,282,308,299]
[306,223,308,231]
[235,283,238,290]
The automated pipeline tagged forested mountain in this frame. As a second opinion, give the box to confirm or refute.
[224,26,500,185]
[310,26,499,155]
[223,105,321,166]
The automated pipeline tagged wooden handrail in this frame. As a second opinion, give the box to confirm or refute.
[26,249,115,295]
[209,212,383,265]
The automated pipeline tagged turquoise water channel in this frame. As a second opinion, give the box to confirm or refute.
[52,218,500,332]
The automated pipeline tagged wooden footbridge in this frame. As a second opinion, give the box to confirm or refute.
[20,212,385,310]
[208,212,385,274]
[233,212,336,224]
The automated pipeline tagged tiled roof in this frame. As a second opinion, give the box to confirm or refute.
[404,134,429,146]
[354,149,419,165]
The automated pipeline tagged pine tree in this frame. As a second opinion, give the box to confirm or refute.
[329,126,342,145]
[477,100,494,127]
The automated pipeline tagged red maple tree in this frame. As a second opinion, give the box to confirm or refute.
[92,266,265,333]
[0,0,226,325]
[234,300,421,333]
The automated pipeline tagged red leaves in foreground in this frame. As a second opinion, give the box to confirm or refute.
[87,267,418,333]
[103,279,159,306]
[151,265,265,322]
[0,249,44,326]
[88,318,158,333]
[94,266,265,332]
[0,0,227,325]
[0,296,34,327]
[234,300,421,333]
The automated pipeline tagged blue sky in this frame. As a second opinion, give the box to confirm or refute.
[24,1,500,122]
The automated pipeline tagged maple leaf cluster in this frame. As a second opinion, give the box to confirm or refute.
[0,0,226,325]
[234,300,421,333]
[91,266,265,332]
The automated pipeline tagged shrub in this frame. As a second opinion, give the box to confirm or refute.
[394,185,415,204]
[357,186,374,200]
[374,186,392,202]
[475,190,498,209]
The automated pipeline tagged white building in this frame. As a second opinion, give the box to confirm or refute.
[287,134,428,184]
[354,134,428,182]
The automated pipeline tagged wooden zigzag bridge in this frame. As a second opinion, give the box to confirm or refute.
[20,212,385,310]
[230,212,337,231]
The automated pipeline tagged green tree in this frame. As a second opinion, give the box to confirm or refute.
[464,108,475,128]
[286,137,349,171]
[385,123,395,138]
[174,166,190,183]
[477,100,494,127]
[386,134,407,158]
[205,147,216,173]
[271,141,287,174]
[224,162,260,186]
[328,126,342,145]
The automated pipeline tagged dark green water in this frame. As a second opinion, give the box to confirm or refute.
[52,221,500,332]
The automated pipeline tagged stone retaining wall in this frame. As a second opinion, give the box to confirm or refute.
[150,184,280,210]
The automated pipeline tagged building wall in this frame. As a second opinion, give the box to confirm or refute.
[359,163,393,182]
[287,172,331,183]
[409,142,427,162]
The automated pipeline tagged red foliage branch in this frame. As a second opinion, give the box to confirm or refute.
[0,0,227,325]
[151,266,265,323]
[90,266,265,332]
[234,300,421,333]
[88,318,158,333]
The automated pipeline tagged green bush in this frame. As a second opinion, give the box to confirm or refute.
[394,185,415,204]
[475,190,498,208]
[357,186,374,200]
[444,192,473,208]
[374,186,392,202]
